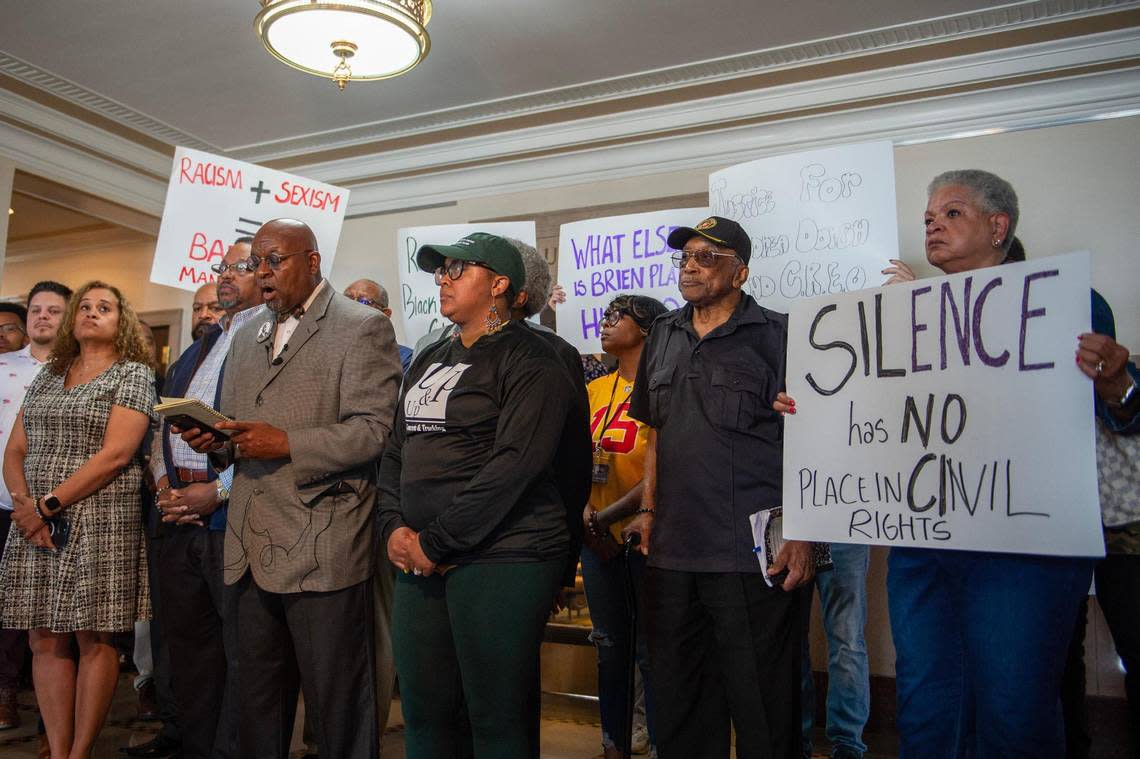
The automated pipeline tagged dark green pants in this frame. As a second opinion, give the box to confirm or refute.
[392,560,564,759]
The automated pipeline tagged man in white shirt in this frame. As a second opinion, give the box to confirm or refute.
[0,281,71,730]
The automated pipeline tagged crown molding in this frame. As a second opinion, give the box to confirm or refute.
[231,0,1140,162]
[5,224,152,263]
[0,52,216,153]
[336,66,1140,216]
[0,118,167,216]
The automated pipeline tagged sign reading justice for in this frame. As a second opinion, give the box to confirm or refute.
[150,147,349,291]
[782,252,1104,557]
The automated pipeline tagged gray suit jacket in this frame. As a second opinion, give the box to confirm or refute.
[216,280,402,593]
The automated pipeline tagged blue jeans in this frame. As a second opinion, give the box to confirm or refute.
[888,547,1094,759]
[581,544,655,752]
[802,543,870,757]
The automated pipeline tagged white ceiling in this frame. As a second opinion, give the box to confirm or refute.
[0,0,1005,152]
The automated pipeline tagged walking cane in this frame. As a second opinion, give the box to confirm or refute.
[621,532,641,759]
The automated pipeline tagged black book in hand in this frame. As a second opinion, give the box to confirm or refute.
[153,397,234,438]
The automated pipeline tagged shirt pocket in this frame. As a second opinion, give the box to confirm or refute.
[710,364,779,437]
[647,367,675,427]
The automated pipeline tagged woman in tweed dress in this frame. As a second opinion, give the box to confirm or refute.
[1,281,155,759]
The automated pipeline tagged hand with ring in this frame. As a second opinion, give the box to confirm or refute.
[1076,331,1131,404]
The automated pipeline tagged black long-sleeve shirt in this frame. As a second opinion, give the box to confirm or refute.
[377,321,573,565]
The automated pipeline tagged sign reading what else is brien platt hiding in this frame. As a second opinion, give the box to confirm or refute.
[782,252,1104,557]
[150,147,349,291]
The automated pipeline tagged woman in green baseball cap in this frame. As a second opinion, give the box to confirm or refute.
[377,232,578,758]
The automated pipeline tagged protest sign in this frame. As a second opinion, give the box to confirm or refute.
[708,141,897,313]
[781,251,1104,557]
[395,222,537,346]
[555,208,708,353]
[150,147,349,291]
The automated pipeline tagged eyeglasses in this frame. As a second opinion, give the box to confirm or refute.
[248,249,311,270]
[433,259,492,285]
[601,309,629,327]
[353,296,378,308]
[210,258,257,275]
[0,324,25,336]
[671,248,740,268]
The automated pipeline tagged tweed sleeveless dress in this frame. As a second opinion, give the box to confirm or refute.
[0,360,154,632]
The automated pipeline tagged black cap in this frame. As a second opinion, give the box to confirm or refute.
[667,216,753,264]
[415,232,526,293]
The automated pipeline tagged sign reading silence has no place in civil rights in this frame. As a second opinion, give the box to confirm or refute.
[150,147,349,291]
[395,222,537,347]
[781,251,1104,557]
[555,207,708,354]
[708,140,898,314]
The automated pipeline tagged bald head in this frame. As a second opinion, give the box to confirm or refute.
[253,218,323,314]
[344,278,392,317]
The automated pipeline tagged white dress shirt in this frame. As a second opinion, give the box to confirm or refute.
[273,281,327,359]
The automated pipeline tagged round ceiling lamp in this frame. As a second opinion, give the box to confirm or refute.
[254,0,432,91]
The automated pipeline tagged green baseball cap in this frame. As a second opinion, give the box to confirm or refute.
[416,232,526,293]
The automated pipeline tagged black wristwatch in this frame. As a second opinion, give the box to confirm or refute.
[42,493,63,516]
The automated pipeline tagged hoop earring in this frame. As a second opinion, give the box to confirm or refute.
[484,303,504,334]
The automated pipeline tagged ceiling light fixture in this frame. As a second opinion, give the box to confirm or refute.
[254,0,432,92]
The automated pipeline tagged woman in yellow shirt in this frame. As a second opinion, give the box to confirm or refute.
[582,294,667,759]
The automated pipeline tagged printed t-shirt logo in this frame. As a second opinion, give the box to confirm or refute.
[405,362,471,432]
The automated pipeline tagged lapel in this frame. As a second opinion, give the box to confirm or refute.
[257,280,335,394]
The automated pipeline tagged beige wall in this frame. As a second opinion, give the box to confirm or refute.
[0,158,14,274]
[332,115,1140,352]
[0,240,194,348]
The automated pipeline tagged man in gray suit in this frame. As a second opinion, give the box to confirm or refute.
[180,218,402,759]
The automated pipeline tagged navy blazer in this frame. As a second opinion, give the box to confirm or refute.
[160,323,228,531]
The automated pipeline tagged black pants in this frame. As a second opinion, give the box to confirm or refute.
[1097,554,1140,756]
[646,567,806,759]
[235,573,377,759]
[0,512,28,690]
[157,528,238,759]
[145,532,181,743]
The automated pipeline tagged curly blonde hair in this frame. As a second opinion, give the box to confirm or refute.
[47,281,153,375]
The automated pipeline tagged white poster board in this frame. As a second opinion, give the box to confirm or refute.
[708,141,898,313]
[395,222,537,346]
[150,147,349,291]
[782,251,1104,557]
[555,208,708,353]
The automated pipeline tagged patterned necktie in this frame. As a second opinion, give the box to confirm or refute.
[275,304,305,324]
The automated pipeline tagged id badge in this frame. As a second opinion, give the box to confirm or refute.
[591,448,613,484]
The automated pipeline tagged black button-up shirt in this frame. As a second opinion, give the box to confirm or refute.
[628,293,787,573]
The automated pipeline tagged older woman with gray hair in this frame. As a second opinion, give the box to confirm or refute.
[877,169,1122,757]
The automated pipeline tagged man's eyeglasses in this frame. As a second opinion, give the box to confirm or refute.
[671,248,740,268]
[210,259,257,275]
[353,296,378,308]
[0,324,25,336]
[433,259,492,285]
[249,249,312,270]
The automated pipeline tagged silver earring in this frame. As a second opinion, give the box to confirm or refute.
[992,238,1002,248]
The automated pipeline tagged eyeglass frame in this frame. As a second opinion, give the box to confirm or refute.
[433,258,494,286]
[670,246,742,269]
[601,308,632,328]
[0,323,26,335]
[248,249,313,270]
[353,296,378,308]
[210,258,258,275]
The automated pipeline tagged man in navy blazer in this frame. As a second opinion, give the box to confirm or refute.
[149,238,263,759]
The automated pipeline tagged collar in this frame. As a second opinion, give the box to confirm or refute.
[274,280,328,326]
[228,304,267,333]
[14,344,45,366]
[661,291,769,332]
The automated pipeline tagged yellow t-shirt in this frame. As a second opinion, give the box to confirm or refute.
[587,371,650,541]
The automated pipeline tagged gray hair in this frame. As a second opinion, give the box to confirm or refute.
[504,237,551,317]
[927,169,1019,254]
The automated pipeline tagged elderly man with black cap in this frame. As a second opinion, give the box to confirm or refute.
[377,232,578,758]
[622,216,815,759]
